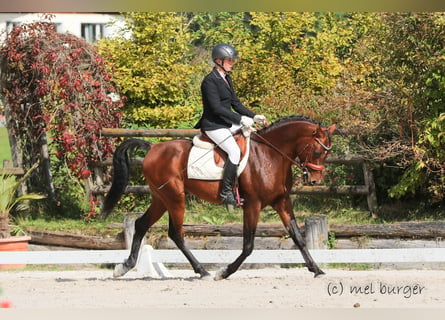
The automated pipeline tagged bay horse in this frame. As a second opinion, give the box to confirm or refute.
[101,115,337,280]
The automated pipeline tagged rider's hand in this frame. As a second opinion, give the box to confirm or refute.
[253,115,267,125]
[240,116,254,128]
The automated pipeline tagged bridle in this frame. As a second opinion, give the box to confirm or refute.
[251,129,332,180]
[298,137,332,171]
[297,136,332,183]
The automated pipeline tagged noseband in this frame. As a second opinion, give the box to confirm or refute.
[299,137,332,172]
[295,136,331,184]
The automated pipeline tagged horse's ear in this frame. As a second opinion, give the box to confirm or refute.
[327,124,337,136]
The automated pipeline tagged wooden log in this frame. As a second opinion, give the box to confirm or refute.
[25,222,445,252]
[94,158,143,167]
[158,237,445,251]
[95,155,365,168]
[325,155,365,164]
[292,185,369,195]
[92,156,364,167]
[363,162,378,213]
[107,221,291,237]
[108,221,445,239]
[92,184,370,196]
[155,235,297,250]
[101,128,199,138]
[334,238,445,250]
[27,230,125,250]
[181,223,290,237]
[27,220,445,251]
[173,221,445,239]
[0,167,25,175]
[330,221,445,238]
[26,231,445,252]
[304,215,328,249]
[91,185,150,195]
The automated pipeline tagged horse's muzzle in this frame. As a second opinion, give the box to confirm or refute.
[302,167,323,185]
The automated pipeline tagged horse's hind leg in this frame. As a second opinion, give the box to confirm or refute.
[114,197,166,278]
[273,196,325,277]
[167,213,210,278]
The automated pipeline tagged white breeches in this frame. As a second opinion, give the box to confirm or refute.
[205,124,242,164]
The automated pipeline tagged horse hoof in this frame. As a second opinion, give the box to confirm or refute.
[214,268,227,281]
[113,263,129,278]
[200,273,213,281]
[314,270,326,278]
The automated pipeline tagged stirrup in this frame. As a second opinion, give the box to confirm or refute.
[220,190,244,207]
[220,193,238,206]
[234,186,244,206]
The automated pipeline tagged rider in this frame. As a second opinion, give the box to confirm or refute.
[194,43,267,207]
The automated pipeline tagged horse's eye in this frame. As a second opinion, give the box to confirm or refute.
[313,151,322,157]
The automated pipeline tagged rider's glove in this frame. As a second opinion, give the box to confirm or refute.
[253,115,267,125]
[240,116,255,128]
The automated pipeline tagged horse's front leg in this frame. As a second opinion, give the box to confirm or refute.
[215,204,260,280]
[273,196,325,277]
[114,198,166,278]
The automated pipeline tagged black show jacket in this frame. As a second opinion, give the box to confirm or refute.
[195,68,256,131]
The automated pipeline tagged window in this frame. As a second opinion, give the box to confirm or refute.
[5,21,20,33]
[53,23,62,33]
[81,23,105,42]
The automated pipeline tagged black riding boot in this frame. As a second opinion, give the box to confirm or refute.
[220,160,244,206]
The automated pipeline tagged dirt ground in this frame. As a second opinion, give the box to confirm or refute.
[1,266,445,310]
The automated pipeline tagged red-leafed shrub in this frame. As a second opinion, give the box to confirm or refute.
[0,16,123,217]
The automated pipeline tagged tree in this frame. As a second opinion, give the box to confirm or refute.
[98,12,445,206]
[345,13,445,201]
[0,16,123,215]
[98,12,200,128]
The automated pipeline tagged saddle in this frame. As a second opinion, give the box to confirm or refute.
[187,130,251,180]
[192,131,248,168]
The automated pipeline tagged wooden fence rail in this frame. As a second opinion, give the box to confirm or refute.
[87,128,378,213]
[23,219,445,251]
[1,160,25,175]
[4,216,445,273]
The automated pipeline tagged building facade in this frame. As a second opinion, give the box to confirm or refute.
[0,12,126,42]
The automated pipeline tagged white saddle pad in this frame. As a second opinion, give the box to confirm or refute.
[187,136,250,180]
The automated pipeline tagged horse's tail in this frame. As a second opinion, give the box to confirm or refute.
[100,138,151,219]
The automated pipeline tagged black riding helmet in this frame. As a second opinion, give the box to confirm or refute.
[211,43,239,71]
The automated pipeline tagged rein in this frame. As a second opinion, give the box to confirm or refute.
[251,131,300,166]
[251,130,331,172]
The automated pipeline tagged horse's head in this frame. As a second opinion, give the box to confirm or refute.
[254,116,337,185]
[297,123,337,185]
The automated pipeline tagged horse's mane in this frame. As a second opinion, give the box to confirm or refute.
[257,115,320,134]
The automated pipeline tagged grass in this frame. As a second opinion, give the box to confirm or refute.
[16,216,124,238]
[14,186,380,236]
[0,126,11,163]
[16,199,374,238]
[13,184,442,238]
